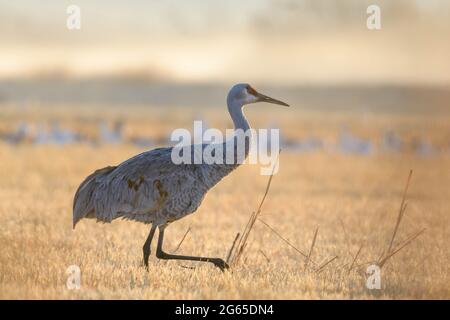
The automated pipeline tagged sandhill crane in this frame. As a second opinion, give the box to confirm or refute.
[337,127,374,156]
[34,121,80,145]
[99,120,124,144]
[381,130,402,153]
[4,122,31,144]
[282,136,323,154]
[73,83,289,271]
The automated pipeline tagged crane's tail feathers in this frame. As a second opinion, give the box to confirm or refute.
[73,166,117,229]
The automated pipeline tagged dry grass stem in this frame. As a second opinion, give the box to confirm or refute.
[258,218,317,266]
[386,170,412,255]
[230,152,280,266]
[226,232,240,264]
[377,170,425,268]
[348,244,363,274]
[316,255,339,274]
[174,227,191,253]
[259,249,270,263]
[379,228,426,268]
[305,226,319,271]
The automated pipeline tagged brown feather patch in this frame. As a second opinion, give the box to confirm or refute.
[246,85,258,95]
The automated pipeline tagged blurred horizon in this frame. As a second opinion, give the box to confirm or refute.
[1,0,450,85]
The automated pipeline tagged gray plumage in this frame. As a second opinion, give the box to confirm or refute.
[73,145,241,227]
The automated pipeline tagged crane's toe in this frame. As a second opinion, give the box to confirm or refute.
[143,251,151,270]
[143,260,149,271]
[211,258,230,272]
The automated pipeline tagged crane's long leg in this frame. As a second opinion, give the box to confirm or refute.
[143,224,157,269]
[156,225,229,272]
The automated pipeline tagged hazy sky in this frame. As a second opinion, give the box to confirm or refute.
[1,0,449,84]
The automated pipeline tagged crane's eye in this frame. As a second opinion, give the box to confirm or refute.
[246,85,257,95]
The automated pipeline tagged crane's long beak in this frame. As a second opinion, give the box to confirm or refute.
[256,92,289,107]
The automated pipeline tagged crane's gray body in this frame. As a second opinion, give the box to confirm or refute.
[73,144,243,227]
[73,83,287,231]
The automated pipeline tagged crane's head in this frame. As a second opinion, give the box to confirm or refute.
[227,83,289,108]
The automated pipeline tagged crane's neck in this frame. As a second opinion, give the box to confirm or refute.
[198,99,251,191]
[227,99,251,160]
[227,99,250,132]
[222,98,251,168]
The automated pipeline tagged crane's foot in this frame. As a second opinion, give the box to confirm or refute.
[142,251,151,271]
[210,258,230,272]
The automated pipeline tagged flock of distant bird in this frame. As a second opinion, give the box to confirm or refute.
[0,119,441,156]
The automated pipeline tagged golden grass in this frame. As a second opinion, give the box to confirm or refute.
[0,109,449,299]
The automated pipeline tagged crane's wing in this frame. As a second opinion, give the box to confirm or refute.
[73,165,117,227]
[73,147,203,227]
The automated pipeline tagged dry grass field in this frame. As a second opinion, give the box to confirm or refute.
[0,106,449,299]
